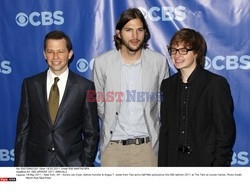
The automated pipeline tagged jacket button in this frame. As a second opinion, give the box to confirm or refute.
[48,148,55,152]
[116,112,118,115]
[110,131,113,134]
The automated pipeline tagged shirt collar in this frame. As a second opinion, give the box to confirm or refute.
[119,50,142,68]
[47,68,69,82]
[178,65,201,84]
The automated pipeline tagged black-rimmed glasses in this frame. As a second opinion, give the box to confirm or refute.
[168,47,195,55]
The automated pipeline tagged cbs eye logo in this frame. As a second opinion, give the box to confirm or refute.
[15,13,29,27]
[76,58,94,73]
[16,11,64,27]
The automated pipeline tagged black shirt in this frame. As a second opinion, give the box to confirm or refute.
[177,67,199,154]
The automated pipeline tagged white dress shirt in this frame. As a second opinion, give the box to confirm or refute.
[46,68,69,105]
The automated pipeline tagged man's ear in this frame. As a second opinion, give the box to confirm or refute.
[68,50,73,60]
[116,30,121,38]
[43,51,47,60]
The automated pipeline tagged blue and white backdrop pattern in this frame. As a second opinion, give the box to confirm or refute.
[0,0,249,166]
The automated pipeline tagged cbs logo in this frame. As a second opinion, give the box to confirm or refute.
[76,58,94,73]
[16,10,64,27]
[231,151,249,166]
[0,149,14,161]
[205,55,250,70]
[138,6,186,21]
[0,60,12,74]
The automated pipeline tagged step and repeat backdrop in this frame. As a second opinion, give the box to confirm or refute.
[0,0,249,166]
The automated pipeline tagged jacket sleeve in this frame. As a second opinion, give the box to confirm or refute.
[82,82,100,166]
[14,79,30,166]
[211,78,236,166]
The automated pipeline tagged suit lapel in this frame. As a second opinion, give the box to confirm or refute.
[172,75,180,132]
[141,49,154,107]
[110,50,121,93]
[141,49,153,93]
[34,71,50,120]
[55,71,78,125]
[187,67,206,122]
[110,50,121,112]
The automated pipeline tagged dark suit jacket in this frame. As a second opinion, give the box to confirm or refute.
[14,70,99,166]
[158,66,236,166]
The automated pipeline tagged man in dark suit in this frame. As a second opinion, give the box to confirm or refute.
[14,30,99,167]
[158,28,236,166]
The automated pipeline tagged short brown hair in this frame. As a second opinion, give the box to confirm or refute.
[44,30,72,52]
[168,28,207,67]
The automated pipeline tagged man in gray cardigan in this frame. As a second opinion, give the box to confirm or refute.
[93,8,169,166]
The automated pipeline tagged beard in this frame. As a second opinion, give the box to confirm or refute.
[120,38,144,52]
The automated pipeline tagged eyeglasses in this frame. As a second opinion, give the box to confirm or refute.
[168,47,195,55]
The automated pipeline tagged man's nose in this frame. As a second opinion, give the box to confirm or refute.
[53,52,59,59]
[132,30,138,38]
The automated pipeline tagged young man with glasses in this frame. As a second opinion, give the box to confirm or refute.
[158,28,236,166]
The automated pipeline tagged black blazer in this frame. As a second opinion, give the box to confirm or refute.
[158,67,236,166]
[14,70,99,166]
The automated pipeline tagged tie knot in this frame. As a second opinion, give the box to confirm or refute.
[54,77,60,84]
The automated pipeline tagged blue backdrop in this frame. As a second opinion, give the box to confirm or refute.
[0,0,249,166]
